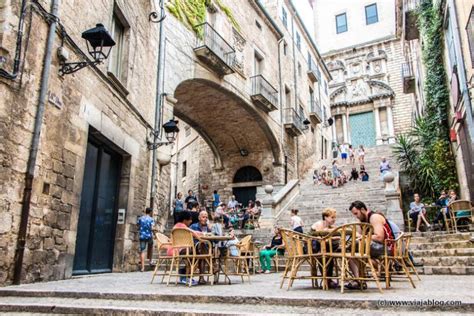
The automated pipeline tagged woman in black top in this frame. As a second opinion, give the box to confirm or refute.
[257,227,285,273]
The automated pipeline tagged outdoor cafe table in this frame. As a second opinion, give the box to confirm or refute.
[199,234,234,284]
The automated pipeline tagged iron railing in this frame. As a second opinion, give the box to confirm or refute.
[284,108,304,131]
[404,0,420,12]
[194,22,235,68]
[309,98,322,121]
[401,62,414,79]
[251,75,279,108]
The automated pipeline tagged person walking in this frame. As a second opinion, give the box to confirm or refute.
[212,190,220,211]
[173,192,185,224]
[357,145,365,164]
[137,207,155,272]
[290,209,304,233]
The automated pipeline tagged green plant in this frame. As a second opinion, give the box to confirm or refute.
[393,0,459,199]
[166,0,240,35]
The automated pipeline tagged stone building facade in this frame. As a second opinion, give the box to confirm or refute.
[169,0,332,207]
[0,0,332,285]
[313,0,414,148]
[441,0,474,200]
[0,0,172,284]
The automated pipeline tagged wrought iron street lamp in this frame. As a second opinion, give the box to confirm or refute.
[59,23,115,75]
[147,119,180,150]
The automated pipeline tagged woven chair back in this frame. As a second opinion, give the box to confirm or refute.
[330,223,373,257]
[238,235,252,253]
[155,232,170,247]
[171,228,194,255]
[449,200,471,212]
[280,229,296,257]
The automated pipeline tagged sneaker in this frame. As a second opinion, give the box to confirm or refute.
[179,277,187,285]
[264,270,271,274]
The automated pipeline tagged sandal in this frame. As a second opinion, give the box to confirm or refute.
[344,281,367,290]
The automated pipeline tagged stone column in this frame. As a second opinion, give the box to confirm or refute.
[383,172,404,231]
[386,105,395,144]
[342,114,348,144]
[331,119,337,142]
[374,107,383,145]
[345,112,351,144]
[260,185,275,228]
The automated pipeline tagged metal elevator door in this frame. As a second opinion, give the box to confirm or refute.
[73,140,121,275]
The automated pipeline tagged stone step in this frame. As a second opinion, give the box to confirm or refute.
[419,256,474,267]
[418,266,474,275]
[411,240,474,251]
[410,232,473,243]
[411,247,474,257]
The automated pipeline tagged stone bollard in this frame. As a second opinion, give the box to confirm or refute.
[260,185,275,228]
[383,171,405,231]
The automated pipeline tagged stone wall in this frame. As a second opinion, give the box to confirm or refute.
[0,0,170,285]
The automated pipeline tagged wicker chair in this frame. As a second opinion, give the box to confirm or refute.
[247,213,261,229]
[447,200,473,232]
[324,223,382,293]
[223,235,252,283]
[167,228,213,286]
[381,233,420,289]
[280,229,321,290]
[150,232,172,284]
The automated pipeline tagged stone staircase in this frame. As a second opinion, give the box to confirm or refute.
[411,232,474,275]
[277,145,397,229]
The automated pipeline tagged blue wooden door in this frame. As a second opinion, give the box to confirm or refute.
[349,111,376,147]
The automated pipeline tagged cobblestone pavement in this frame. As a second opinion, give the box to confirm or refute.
[0,272,472,315]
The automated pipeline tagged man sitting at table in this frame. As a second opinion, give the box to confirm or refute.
[347,200,395,290]
[190,211,212,284]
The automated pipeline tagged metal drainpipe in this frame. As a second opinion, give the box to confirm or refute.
[291,13,299,180]
[150,0,166,208]
[0,0,27,80]
[277,37,285,183]
[13,0,59,285]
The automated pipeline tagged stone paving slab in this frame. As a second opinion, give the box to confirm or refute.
[1,272,473,311]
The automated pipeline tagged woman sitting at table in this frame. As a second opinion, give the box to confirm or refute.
[257,226,285,274]
[311,208,338,288]
[408,193,431,232]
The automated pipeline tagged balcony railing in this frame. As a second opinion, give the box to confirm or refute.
[307,67,318,83]
[250,75,279,112]
[308,99,322,124]
[283,108,304,136]
[404,0,420,41]
[402,62,415,94]
[194,22,235,76]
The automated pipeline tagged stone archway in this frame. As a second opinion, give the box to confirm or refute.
[173,79,281,171]
[232,166,263,207]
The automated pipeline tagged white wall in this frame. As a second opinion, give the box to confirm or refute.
[314,0,397,54]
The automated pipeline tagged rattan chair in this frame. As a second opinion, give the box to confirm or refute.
[324,223,382,293]
[447,200,473,232]
[381,232,420,289]
[223,235,252,283]
[280,229,321,290]
[151,232,172,284]
[247,213,261,229]
[167,228,213,286]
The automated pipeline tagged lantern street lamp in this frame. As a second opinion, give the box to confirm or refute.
[147,119,180,150]
[59,23,115,75]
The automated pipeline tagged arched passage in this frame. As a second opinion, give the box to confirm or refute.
[232,166,263,207]
[173,79,281,171]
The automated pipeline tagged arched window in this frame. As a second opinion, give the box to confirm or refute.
[233,166,262,183]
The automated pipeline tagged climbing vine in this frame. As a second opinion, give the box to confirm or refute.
[393,0,458,198]
[166,0,240,35]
